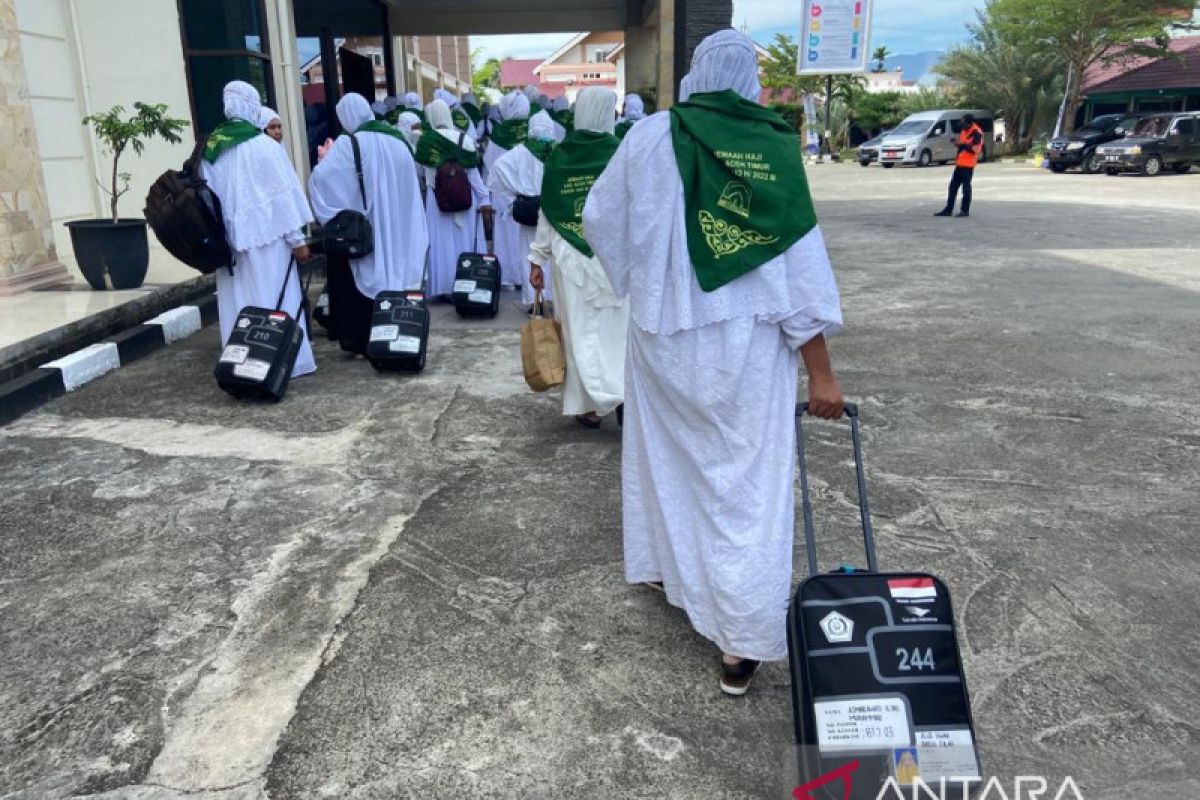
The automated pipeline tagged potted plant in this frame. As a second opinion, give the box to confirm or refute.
[67,103,187,290]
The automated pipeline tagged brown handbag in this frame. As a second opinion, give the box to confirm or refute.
[520,291,565,392]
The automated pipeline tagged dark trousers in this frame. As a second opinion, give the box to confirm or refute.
[325,253,374,355]
[945,166,974,213]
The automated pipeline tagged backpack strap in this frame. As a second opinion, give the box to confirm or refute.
[348,133,368,212]
[458,131,467,160]
[185,133,211,174]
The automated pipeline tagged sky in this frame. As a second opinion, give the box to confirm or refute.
[470,0,987,66]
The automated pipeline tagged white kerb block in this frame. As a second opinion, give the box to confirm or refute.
[147,305,202,344]
[43,342,121,391]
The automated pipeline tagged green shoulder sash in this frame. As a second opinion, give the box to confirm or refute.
[669,90,816,292]
[203,120,262,164]
[540,129,619,257]
[414,123,481,169]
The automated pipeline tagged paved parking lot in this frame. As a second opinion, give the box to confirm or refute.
[1,163,1198,799]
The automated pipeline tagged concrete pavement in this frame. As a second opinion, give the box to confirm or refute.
[1,163,1198,799]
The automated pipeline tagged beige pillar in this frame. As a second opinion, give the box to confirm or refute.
[0,0,70,295]
[657,0,675,108]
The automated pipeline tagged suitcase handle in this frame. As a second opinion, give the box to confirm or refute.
[796,402,878,575]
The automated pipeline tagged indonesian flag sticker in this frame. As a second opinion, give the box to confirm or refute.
[268,312,288,323]
[888,577,937,603]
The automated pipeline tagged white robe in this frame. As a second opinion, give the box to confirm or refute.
[583,111,843,661]
[308,130,428,296]
[529,210,627,417]
[487,143,550,304]
[201,134,316,377]
[482,141,525,288]
[422,129,489,297]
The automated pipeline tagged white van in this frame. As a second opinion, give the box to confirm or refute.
[877,110,994,168]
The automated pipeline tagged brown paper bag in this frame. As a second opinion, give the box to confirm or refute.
[521,292,566,392]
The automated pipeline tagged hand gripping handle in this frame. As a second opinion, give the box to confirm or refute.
[796,402,878,575]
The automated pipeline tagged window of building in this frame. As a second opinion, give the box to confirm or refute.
[178,0,274,134]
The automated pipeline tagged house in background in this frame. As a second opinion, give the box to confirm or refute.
[300,35,471,106]
[499,32,625,102]
[864,67,921,95]
[1083,35,1200,119]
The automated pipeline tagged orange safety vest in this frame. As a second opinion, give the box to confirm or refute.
[956,124,984,168]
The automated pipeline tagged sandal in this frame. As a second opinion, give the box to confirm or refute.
[719,657,761,697]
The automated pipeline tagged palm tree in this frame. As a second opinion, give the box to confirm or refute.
[936,7,1065,152]
[872,46,892,73]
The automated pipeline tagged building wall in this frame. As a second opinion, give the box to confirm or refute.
[14,0,194,276]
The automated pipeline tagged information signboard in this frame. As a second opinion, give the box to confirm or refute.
[798,0,874,75]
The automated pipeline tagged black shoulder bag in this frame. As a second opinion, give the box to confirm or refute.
[321,134,374,259]
[511,194,541,227]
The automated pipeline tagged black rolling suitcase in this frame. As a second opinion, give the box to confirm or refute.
[788,404,981,799]
[366,261,430,372]
[452,250,501,319]
[215,258,309,401]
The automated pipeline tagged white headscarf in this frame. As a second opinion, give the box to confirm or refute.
[622,94,645,121]
[434,88,459,108]
[527,110,555,141]
[682,28,761,101]
[463,92,479,107]
[551,96,570,113]
[425,99,453,131]
[370,100,388,118]
[397,111,422,148]
[257,106,280,131]
[522,85,540,105]
[403,91,422,110]
[574,87,617,135]
[537,94,551,110]
[678,73,696,102]
[223,81,261,125]
[498,91,530,121]
[339,93,374,133]
[486,103,502,124]
[384,96,399,112]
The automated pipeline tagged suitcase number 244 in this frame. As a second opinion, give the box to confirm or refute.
[895,647,936,672]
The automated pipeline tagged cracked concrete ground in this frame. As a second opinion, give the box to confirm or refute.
[1,164,1198,799]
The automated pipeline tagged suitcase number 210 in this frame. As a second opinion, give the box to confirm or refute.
[895,647,936,672]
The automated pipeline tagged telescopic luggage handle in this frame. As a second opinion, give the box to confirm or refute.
[796,402,878,575]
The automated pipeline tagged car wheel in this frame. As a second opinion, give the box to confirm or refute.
[1105,168,1119,176]
[882,162,895,169]
[1173,163,1191,174]
[859,159,870,167]
[1142,155,1163,176]
[1050,163,1068,173]
[1081,152,1102,174]
[918,150,932,167]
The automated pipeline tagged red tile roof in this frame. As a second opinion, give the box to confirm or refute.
[499,59,541,90]
[1084,36,1200,94]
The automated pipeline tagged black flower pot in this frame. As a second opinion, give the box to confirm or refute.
[64,218,150,290]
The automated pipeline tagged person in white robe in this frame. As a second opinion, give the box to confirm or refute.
[522,85,541,107]
[488,110,556,307]
[529,88,627,428]
[549,95,570,143]
[309,93,429,353]
[201,81,316,376]
[434,88,478,139]
[615,94,645,140]
[419,99,489,298]
[258,106,283,143]
[396,110,426,195]
[583,30,845,695]
[483,91,532,289]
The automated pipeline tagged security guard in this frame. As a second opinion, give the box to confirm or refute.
[935,114,984,218]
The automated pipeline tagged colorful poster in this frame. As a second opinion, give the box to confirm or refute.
[798,0,874,75]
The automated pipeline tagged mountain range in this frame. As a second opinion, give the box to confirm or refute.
[881,51,946,84]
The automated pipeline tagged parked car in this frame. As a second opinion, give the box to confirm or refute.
[858,130,892,166]
[1096,113,1200,176]
[877,110,994,168]
[1046,113,1143,174]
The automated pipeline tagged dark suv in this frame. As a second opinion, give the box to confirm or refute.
[1046,113,1142,173]
[1096,113,1200,176]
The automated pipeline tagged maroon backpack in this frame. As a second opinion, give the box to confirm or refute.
[433,132,473,213]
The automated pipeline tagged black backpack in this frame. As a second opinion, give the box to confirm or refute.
[144,134,235,275]
[433,132,474,213]
[321,134,374,259]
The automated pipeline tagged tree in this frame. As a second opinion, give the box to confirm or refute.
[471,49,502,95]
[853,91,907,134]
[990,0,1198,132]
[872,45,892,73]
[937,4,1065,152]
[82,103,187,223]
[760,33,825,99]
